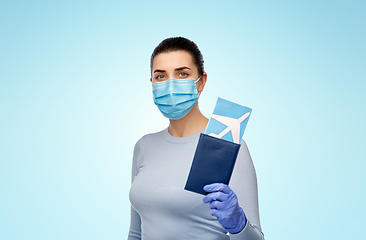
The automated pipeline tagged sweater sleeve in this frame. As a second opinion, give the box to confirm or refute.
[127,140,142,240]
[229,220,264,240]
[228,140,265,239]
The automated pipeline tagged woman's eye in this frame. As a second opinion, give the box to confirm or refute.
[156,75,165,80]
[179,72,188,78]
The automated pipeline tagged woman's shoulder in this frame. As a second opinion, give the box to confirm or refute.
[134,128,166,147]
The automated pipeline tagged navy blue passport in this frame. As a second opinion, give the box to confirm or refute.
[184,133,241,195]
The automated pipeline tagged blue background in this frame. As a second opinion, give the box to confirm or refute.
[1,1,365,239]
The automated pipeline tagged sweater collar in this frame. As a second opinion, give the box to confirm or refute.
[163,127,205,144]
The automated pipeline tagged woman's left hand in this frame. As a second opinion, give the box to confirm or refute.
[203,183,247,234]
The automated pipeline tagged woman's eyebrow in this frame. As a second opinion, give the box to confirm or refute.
[153,69,166,73]
[175,66,191,71]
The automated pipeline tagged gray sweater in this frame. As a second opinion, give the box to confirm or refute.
[128,128,264,239]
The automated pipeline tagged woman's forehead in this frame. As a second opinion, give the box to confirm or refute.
[152,50,196,71]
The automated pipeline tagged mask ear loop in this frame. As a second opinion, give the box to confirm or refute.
[195,76,202,98]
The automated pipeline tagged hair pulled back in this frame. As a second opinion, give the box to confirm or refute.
[150,37,205,76]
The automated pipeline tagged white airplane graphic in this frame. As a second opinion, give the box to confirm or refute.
[208,112,251,144]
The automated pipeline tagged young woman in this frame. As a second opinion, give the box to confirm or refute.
[128,37,264,239]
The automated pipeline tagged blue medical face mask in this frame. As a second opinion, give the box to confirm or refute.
[152,77,201,120]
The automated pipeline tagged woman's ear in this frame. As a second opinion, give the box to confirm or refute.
[197,72,207,93]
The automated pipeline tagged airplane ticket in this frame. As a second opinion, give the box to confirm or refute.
[204,97,252,144]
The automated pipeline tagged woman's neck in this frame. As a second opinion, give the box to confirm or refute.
[168,103,209,138]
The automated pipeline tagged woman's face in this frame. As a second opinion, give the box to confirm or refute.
[151,50,200,84]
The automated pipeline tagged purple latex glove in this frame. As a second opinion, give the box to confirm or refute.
[203,183,246,234]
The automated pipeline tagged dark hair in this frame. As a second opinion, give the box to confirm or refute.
[150,37,205,76]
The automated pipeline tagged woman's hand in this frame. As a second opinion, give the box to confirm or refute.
[203,183,247,234]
